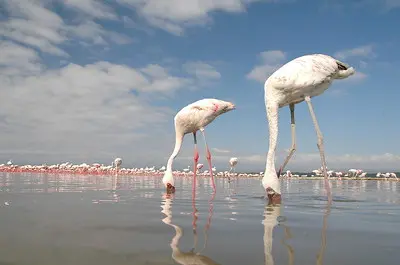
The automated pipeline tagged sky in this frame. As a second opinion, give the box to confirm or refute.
[0,0,400,173]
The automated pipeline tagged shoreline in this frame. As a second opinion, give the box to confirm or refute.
[0,169,398,181]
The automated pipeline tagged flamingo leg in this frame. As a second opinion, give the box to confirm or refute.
[193,132,199,195]
[200,128,216,192]
[278,103,296,177]
[304,96,332,202]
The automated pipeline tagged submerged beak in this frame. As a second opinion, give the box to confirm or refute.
[166,183,176,194]
[266,187,281,205]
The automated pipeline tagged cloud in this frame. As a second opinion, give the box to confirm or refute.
[334,45,375,60]
[0,1,222,166]
[246,50,287,83]
[64,0,117,19]
[212,148,231,154]
[178,152,400,172]
[0,0,132,57]
[117,0,291,35]
[183,62,221,80]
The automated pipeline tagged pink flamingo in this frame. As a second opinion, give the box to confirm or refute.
[162,98,235,193]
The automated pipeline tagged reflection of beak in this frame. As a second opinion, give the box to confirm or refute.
[166,183,176,194]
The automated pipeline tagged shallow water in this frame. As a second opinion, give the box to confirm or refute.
[1,173,399,265]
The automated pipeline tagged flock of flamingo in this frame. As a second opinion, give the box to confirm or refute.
[1,158,397,181]
[2,54,399,203]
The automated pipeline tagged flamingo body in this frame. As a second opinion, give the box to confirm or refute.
[263,54,355,199]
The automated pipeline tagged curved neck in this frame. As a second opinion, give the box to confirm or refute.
[166,131,184,172]
[265,103,278,175]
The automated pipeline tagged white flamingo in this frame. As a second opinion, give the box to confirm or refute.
[262,54,355,203]
[114,158,122,175]
[162,98,235,193]
[228,157,238,175]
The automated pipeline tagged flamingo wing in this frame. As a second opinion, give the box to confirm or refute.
[268,54,340,91]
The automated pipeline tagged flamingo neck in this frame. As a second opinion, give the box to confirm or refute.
[166,131,184,172]
[265,103,278,177]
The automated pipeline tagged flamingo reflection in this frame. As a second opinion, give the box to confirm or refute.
[263,202,293,265]
[263,192,331,265]
[161,192,219,264]
[316,196,331,265]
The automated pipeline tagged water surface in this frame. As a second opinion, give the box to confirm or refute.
[1,173,399,264]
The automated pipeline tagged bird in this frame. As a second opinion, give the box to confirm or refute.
[262,54,355,203]
[113,157,122,176]
[162,98,236,194]
[228,157,238,174]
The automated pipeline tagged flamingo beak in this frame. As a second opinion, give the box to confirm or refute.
[266,187,282,205]
[166,183,176,194]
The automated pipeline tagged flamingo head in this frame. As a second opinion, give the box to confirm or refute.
[266,187,281,205]
[166,183,175,194]
[262,170,281,205]
[212,99,236,115]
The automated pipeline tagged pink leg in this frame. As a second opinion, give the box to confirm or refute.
[193,132,199,195]
[200,129,216,192]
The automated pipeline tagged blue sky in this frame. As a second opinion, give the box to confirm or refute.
[0,0,399,172]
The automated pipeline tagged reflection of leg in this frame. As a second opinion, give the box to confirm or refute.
[200,128,216,192]
[200,190,215,253]
[281,224,294,265]
[316,194,332,265]
[191,195,198,252]
[193,132,199,195]
[278,103,296,177]
[305,96,331,201]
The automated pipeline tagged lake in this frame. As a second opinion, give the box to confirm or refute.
[0,173,399,264]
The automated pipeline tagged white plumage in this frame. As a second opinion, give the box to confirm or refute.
[162,98,235,192]
[262,54,355,201]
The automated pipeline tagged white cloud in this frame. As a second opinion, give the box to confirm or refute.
[0,0,133,57]
[334,45,375,60]
[212,148,231,154]
[178,152,400,172]
[183,62,221,80]
[246,50,287,83]
[64,0,117,19]
[117,0,290,35]
[0,1,222,166]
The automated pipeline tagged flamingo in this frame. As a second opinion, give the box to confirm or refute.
[228,157,238,175]
[162,98,235,193]
[114,158,122,175]
[262,54,355,203]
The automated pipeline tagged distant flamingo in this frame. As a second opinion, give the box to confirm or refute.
[196,163,204,173]
[262,54,355,203]
[162,98,235,193]
[114,158,122,176]
[229,157,238,174]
